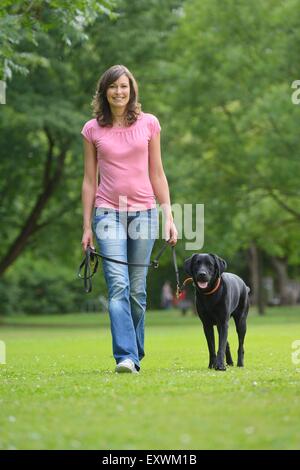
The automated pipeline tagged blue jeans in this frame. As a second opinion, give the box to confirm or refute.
[92,207,158,370]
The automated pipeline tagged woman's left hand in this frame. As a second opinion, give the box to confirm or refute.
[165,218,178,246]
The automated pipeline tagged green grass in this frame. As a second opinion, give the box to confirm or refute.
[0,307,300,450]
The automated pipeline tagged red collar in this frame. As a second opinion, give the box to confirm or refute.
[203,277,221,296]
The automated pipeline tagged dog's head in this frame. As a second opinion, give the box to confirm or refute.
[183,253,227,291]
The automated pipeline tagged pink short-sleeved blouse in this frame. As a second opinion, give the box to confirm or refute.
[81,112,161,212]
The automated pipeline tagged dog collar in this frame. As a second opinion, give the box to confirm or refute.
[203,277,221,296]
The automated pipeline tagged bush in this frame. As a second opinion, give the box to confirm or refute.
[0,257,105,315]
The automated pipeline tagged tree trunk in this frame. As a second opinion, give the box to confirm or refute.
[270,256,300,305]
[247,243,265,315]
[0,130,68,277]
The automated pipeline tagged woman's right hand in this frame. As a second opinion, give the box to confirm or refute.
[81,228,95,253]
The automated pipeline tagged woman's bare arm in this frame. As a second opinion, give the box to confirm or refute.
[81,137,97,251]
[149,132,178,245]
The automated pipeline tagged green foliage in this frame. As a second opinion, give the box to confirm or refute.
[0,255,106,315]
[0,0,117,79]
[163,0,300,261]
[1,0,300,313]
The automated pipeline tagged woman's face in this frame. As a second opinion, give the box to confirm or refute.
[106,74,130,111]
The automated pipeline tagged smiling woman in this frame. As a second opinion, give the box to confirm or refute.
[106,78,130,121]
[91,65,140,128]
[80,64,178,375]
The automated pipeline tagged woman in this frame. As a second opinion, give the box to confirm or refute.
[81,64,177,374]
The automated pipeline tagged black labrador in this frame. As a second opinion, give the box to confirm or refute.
[184,253,250,371]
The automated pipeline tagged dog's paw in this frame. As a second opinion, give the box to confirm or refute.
[226,361,234,367]
[237,362,244,367]
[208,358,217,369]
[215,363,226,371]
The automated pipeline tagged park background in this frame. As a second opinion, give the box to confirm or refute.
[0,0,300,450]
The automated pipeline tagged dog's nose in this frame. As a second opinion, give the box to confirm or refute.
[198,271,208,280]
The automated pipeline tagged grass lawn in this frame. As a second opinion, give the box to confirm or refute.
[0,307,300,450]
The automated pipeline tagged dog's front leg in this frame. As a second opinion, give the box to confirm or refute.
[203,323,216,369]
[215,323,228,371]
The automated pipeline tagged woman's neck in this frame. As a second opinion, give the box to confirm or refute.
[110,106,126,119]
[111,110,126,127]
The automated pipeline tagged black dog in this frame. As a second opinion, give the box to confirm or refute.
[184,253,250,371]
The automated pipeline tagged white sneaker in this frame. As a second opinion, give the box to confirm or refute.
[115,359,139,374]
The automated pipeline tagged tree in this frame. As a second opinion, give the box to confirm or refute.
[0,0,116,81]
[161,0,300,308]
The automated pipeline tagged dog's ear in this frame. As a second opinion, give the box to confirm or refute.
[209,254,227,277]
[183,254,198,276]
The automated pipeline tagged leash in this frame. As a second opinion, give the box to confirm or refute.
[175,276,222,296]
[78,241,183,294]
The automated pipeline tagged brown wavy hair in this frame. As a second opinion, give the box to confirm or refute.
[92,65,141,127]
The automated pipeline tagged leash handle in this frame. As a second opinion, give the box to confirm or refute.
[77,246,99,293]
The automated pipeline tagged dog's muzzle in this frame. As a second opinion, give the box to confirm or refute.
[197,271,209,289]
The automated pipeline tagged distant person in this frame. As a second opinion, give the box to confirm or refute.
[81,65,178,374]
[161,280,173,309]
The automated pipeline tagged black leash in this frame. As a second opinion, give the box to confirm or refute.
[77,241,182,294]
[171,245,182,299]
